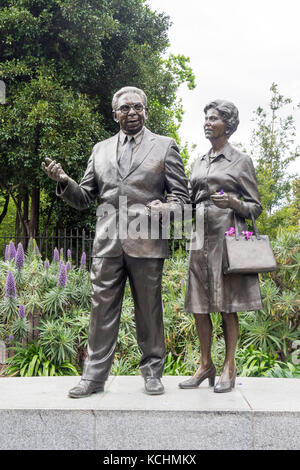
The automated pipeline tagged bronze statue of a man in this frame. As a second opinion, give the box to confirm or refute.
[42,86,190,397]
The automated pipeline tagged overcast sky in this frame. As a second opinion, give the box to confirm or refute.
[147,0,300,172]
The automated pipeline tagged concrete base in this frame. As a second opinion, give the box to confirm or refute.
[0,375,299,450]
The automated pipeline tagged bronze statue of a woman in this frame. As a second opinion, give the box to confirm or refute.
[180,100,262,393]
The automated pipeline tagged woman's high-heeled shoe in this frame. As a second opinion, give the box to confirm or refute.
[214,369,236,393]
[178,364,216,389]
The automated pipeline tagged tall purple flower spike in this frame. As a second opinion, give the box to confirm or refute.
[15,243,25,270]
[18,305,26,318]
[80,251,86,269]
[57,263,67,287]
[66,261,71,272]
[44,259,50,270]
[8,241,16,260]
[35,244,41,257]
[5,271,17,298]
[53,247,59,262]
[67,249,71,259]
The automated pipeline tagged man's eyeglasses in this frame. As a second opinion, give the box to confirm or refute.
[116,103,145,114]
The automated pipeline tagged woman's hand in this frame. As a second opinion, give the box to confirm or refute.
[211,192,241,211]
[41,157,68,183]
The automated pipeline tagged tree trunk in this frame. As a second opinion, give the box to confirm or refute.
[40,198,55,252]
[22,190,29,248]
[14,194,22,240]
[0,193,9,224]
[28,185,40,238]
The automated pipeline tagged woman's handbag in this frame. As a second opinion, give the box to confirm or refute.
[223,211,277,274]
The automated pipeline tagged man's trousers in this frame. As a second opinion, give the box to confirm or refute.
[82,253,165,382]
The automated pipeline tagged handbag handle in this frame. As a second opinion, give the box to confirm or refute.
[233,207,261,240]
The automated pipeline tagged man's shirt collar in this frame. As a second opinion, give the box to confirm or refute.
[119,127,145,146]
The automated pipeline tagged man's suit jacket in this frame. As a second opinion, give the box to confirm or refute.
[57,127,190,258]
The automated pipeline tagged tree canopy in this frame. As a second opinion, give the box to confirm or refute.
[249,83,299,236]
[0,0,195,237]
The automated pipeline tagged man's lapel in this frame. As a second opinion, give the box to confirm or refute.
[105,133,119,172]
[123,127,155,180]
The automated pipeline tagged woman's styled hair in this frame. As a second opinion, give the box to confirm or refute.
[204,99,239,137]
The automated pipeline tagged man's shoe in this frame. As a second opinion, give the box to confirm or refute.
[68,379,104,398]
[144,377,165,395]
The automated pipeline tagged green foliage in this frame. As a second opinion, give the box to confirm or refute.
[236,345,282,377]
[0,0,195,235]
[37,318,77,363]
[9,316,29,341]
[0,241,91,374]
[4,341,79,377]
[0,295,18,322]
[163,352,191,375]
[1,227,299,378]
[271,228,300,298]
[0,193,16,236]
[265,361,300,378]
[250,83,299,237]
[41,286,71,316]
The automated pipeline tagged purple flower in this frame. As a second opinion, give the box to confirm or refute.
[57,263,67,287]
[80,251,86,270]
[8,334,14,342]
[35,244,41,257]
[5,271,16,298]
[225,227,236,236]
[67,249,71,260]
[66,261,71,272]
[220,189,225,195]
[44,259,50,270]
[14,243,25,271]
[18,305,26,318]
[180,278,184,287]
[4,244,9,261]
[242,230,254,240]
[8,241,16,260]
[53,247,59,262]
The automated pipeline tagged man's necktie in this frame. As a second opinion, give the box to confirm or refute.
[119,136,134,177]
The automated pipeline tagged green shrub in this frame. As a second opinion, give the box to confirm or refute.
[236,345,282,377]
[4,341,79,377]
[1,228,299,378]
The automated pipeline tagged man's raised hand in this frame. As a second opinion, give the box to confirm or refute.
[41,157,68,183]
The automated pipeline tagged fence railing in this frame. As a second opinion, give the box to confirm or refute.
[0,229,95,270]
[0,229,189,270]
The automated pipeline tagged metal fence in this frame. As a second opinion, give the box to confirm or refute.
[0,229,188,270]
[0,229,95,270]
